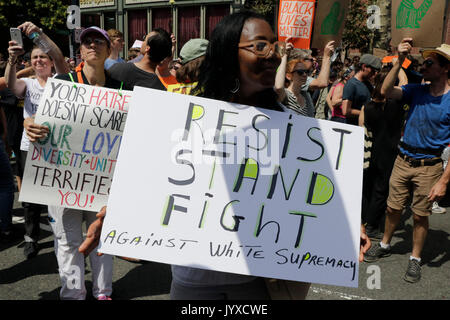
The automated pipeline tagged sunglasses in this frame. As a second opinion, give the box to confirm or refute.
[423,59,434,67]
[238,40,286,58]
[82,37,108,46]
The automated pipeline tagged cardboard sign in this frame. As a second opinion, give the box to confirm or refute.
[373,48,388,59]
[391,0,445,48]
[311,0,349,49]
[99,87,364,288]
[382,55,412,69]
[278,0,316,49]
[19,79,132,211]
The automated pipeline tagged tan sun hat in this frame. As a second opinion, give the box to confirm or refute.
[422,44,450,61]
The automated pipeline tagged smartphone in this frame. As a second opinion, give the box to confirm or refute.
[10,28,24,48]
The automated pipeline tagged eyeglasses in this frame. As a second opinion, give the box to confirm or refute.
[238,40,286,58]
[82,37,107,46]
[423,59,434,67]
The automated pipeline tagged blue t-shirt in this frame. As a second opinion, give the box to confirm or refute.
[342,77,372,125]
[104,57,125,70]
[400,83,450,159]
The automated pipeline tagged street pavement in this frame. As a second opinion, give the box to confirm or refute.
[1,191,449,300]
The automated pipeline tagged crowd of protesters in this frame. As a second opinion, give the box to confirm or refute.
[0,9,448,300]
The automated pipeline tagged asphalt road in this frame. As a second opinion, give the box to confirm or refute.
[0,192,449,301]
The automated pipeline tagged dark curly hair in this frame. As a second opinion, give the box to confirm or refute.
[192,10,279,109]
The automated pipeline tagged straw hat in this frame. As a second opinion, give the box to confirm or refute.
[422,44,450,61]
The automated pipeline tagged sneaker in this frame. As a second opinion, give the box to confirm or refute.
[431,202,446,214]
[363,242,391,263]
[23,242,38,259]
[404,259,421,283]
[97,295,112,300]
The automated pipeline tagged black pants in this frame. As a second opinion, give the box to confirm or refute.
[362,158,395,229]
[20,150,45,242]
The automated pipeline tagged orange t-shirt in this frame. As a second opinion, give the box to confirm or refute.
[158,74,178,88]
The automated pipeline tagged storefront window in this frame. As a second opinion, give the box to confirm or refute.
[178,6,200,51]
[152,7,172,33]
[205,4,230,39]
[81,14,101,28]
[104,11,116,31]
[128,10,148,49]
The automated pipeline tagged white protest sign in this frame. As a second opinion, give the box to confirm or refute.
[19,78,132,212]
[99,87,364,288]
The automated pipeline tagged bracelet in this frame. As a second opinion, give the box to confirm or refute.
[8,56,17,66]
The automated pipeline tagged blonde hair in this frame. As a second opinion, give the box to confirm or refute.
[107,29,123,40]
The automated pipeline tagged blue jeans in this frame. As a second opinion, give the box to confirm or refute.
[0,140,14,233]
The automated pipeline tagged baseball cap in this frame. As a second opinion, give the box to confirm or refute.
[360,54,382,70]
[80,26,111,46]
[179,39,209,65]
[422,44,450,62]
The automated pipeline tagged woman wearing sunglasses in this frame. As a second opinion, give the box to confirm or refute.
[274,39,309,116]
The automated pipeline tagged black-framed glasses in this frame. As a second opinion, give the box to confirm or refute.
[82,37,107,46]
[238,40,286,58]
[423,59,434,67]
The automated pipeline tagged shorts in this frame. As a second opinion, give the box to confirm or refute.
[387,155,443,216]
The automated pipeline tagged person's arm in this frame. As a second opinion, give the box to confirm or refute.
[79,206,107,256]
[358,106,365,127]
[360,224,371,262]
[381,38,412,100]
[17,66,35,79]
[4,41,27,97]
[428,163,450,202]
[19,21,69,75]
[330,84,343,107]
[398,67,408,87]
[326,87,333,111]
[309,41,335,90]
[274,38,293,102]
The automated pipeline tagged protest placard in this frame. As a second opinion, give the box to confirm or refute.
[373,48,388,59]
[278,0,316,49]
[19,78,132,212]
[391,0,445,48]
[99,87,364,288]
[311,0,349,49]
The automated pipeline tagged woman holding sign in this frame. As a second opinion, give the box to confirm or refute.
[5,21,68,259]
[80,10,371,300]
[22,26,119,300]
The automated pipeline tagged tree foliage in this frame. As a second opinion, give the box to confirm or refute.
[0,0,70,54]
[342,0,373,52]
[0,0,69,30]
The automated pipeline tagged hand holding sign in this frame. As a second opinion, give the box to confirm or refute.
[397,37,413,61]
[323,40,336,59]
[24,116,49,142]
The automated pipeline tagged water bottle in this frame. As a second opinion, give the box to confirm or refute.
[29,31,51,53]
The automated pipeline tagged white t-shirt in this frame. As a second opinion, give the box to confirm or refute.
[20,77,45,151]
